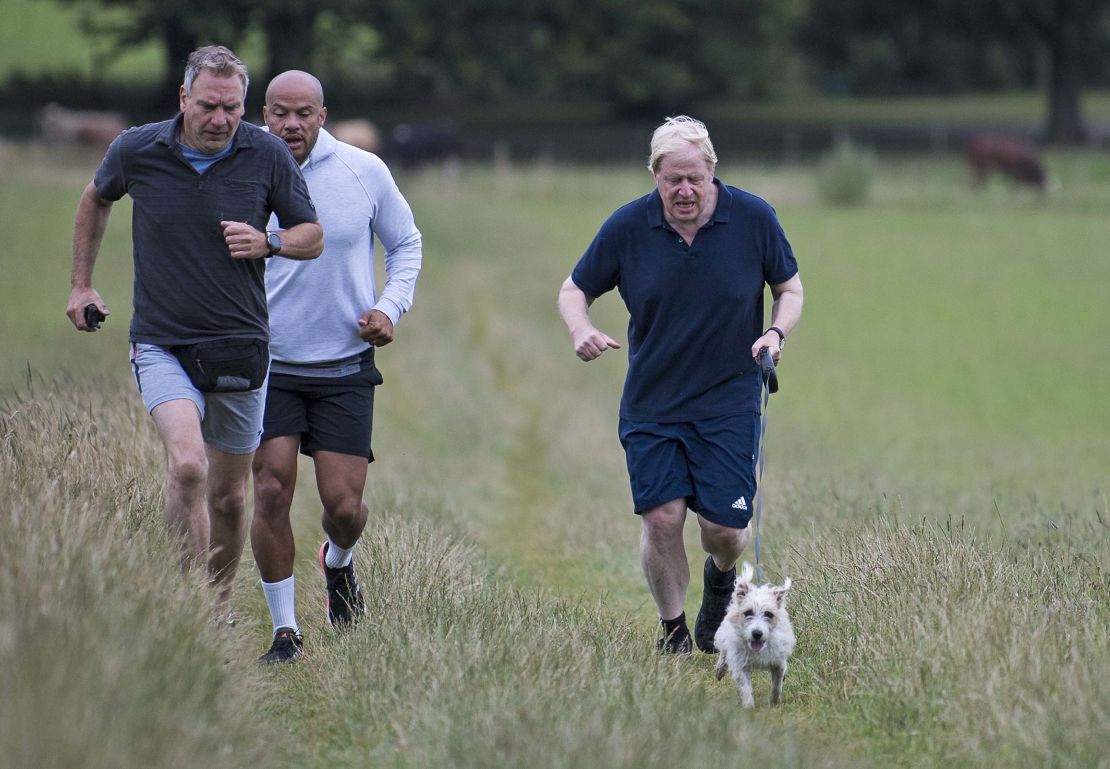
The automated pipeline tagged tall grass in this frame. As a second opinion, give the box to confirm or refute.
[1,147,1107,768]
[0,380,279,769]
[791,517,1109,767]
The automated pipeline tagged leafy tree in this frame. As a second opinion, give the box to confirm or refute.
[801,0,1110,144]
[369,0,805,115]
[987,0,1108,144]
[46,0,345,106]
[52,0,252,102]
[799,0,1032,94]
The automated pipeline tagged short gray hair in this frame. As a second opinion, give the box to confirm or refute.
[183,45,249,98]
[648,115,717,174]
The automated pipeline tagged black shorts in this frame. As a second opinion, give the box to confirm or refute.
[261,361,383,461]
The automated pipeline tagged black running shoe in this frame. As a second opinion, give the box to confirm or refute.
[657,624,693,655]
[319,541,366,628]
[694,556,736,653]
[259,626,303,664]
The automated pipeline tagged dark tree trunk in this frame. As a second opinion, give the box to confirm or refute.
[264,8,319,85]
[160,21,198,109]
[1042,17,1087,145]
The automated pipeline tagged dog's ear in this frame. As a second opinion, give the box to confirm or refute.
[734,562,754,598]
[738,562,754,583]
[773,577,792,607]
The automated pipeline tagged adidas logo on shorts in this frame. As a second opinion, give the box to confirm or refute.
[732,497,748,511]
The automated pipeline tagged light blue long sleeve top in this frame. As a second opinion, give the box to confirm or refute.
[266,127,423,365]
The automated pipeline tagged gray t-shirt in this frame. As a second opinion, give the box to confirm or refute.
[94,114,318,346]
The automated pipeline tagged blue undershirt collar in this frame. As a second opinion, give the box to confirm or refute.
[178,139,234,174]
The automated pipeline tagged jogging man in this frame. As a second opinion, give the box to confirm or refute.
[557,116,803,654]
[252,71,423,663]
[66,46,323,606]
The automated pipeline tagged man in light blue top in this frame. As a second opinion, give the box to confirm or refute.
[251,70,423,663]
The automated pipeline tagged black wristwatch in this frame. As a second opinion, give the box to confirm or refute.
[766,326,785,348]
[266,231,283,256]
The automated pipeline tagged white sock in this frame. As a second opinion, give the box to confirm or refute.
[324,537,355,569]
[261,575,298,634]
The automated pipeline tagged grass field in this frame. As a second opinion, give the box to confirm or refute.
[1,142,1107,768]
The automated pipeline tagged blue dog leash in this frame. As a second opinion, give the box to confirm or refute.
[753,347,778,584]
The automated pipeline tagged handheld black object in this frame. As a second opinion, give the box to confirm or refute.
[758,346,779,394]
[84,304,106,329]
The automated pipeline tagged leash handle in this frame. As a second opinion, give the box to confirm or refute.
[759,346,778,393]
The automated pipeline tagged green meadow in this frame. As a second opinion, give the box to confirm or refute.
[1,141,1107,768]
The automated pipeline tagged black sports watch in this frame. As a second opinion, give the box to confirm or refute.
[766,326,785,348]
[266,231,283,256]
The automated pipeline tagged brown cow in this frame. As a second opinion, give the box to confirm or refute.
[331,118,381,154]
[39,103,127,150]
[966,134,1046,190]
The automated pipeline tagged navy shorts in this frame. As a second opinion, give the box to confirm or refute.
[618,413,759,529]
[261,363,383,461]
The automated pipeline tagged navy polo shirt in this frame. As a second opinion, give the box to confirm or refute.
[571,180,798,422]
[94,114,318,346]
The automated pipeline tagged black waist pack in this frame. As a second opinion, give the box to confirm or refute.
[171,338,269,393]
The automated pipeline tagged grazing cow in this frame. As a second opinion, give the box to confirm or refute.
[40,103,127,150]
[966,134,1046,190]
[389,120,461,168]
[331,118,381,154]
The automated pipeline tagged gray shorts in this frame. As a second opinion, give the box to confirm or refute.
[130,343,267,454]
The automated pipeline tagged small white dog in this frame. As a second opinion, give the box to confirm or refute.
[713,563,795,707]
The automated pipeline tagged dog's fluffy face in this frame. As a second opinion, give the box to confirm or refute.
[724,564,791,653]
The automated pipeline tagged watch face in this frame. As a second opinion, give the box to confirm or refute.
[267,233,281,253]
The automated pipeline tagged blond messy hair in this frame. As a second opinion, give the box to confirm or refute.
[647,115,717,174]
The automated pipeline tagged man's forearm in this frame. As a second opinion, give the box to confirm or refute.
[71,182,113,288]
[276,221,324,260]
[378,233,423,325]
[557,277,594,335]
[769,276,804,337]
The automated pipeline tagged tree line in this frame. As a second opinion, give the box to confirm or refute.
[49,0,1110,144]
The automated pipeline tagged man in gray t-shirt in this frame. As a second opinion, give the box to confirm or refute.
[66,46,323,606]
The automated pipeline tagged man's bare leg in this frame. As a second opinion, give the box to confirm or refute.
[207,445,254,606]
[150,399,209,569]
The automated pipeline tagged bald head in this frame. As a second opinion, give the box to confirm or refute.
[264,70,327,162]
[266,70,324,106]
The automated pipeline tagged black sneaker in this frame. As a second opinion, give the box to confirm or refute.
[657,624,693,655]
[319,541,366,628]
[694,556,735,653]
[259,626,303,664]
